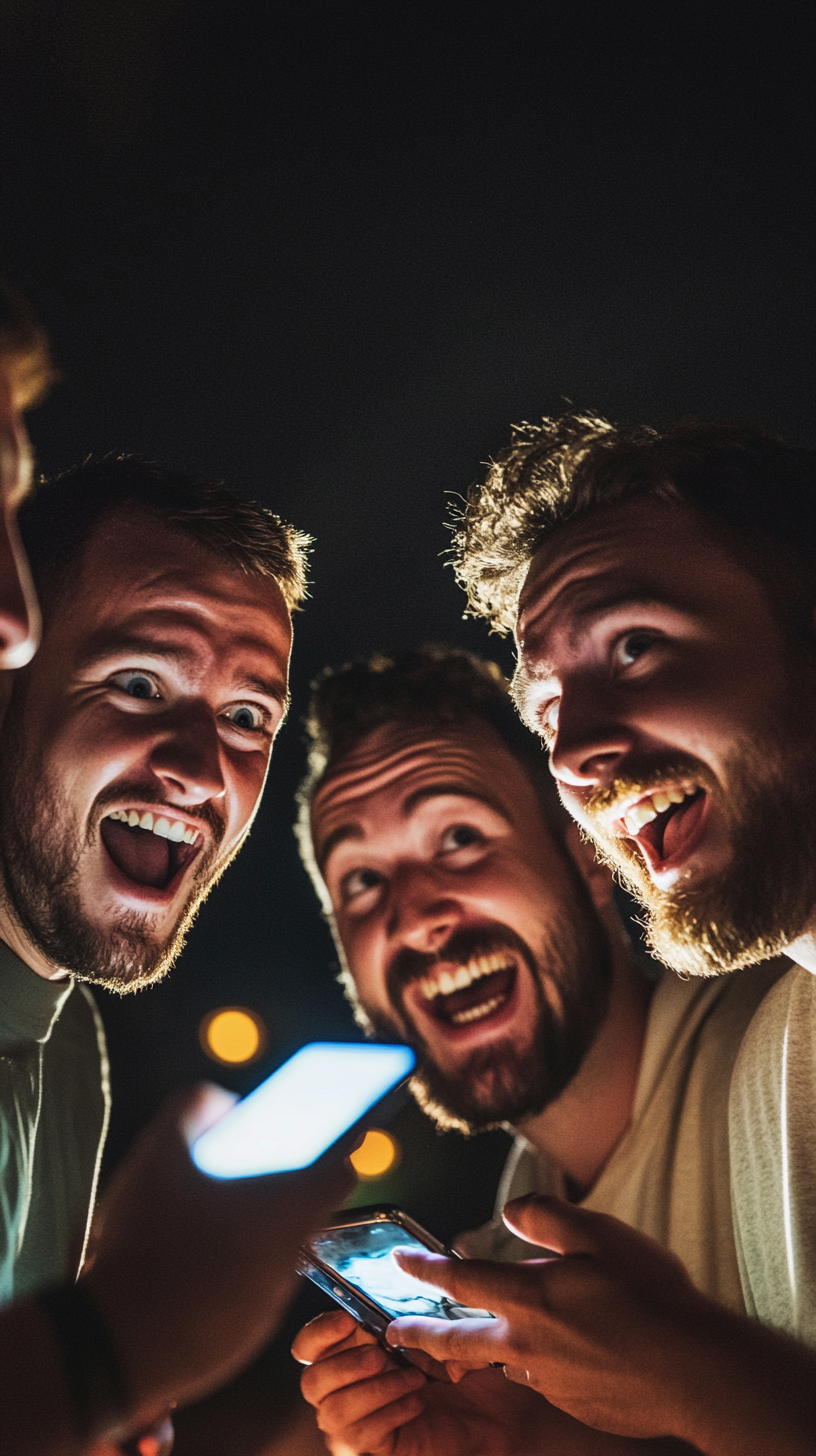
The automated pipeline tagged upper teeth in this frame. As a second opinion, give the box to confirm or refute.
[420,951,512,1001]
[107,809,198,844]
[622,785,696,837]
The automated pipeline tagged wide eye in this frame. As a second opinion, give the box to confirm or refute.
[224,703,266,732]
[109,670,160,700]
[440,824,483,852]
[341,867,384,907]
[615,630,659,668]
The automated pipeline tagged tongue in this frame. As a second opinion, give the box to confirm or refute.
[100,818,172,889]
[661,792,705,862]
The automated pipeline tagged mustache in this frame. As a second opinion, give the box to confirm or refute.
[386,923,535,1016]
[89,780,227,850]
[582,753,715,820]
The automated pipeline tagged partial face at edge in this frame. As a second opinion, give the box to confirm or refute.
[0,366,41,667]
[514,494,816,976]
[0,512,293,988]
[311,719,611,1132]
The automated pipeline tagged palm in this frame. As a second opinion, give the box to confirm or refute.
[375,1369,539,1456]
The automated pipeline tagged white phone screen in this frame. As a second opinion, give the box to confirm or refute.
[192,1042,415,1179]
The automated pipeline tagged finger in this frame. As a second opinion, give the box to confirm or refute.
[386,1315,501,1366]
[392,1248,532,1310]
[445,1357,491,1383]
[501,1194,606,1255]
[312,1363,425,1432]
[176,1083,239,1146]
[300,1342,399,1406]
[291,1309,361,1364]
[322,1387,426,1451]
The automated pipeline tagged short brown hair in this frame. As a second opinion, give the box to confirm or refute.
[0,279,57,411]
[19,453,310,619]
[455,413,816,634]
[296,644,565,910]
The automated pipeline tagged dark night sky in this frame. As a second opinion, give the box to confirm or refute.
[1,2,814,1443]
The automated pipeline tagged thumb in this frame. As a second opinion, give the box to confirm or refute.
[176,1082,239,1147]
[501,1194,605,1255]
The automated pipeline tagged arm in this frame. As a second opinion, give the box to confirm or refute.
[0,1084,352,1454]
[386,1195,816,1456]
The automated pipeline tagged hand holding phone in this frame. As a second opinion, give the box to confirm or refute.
[300,1206,496,1363]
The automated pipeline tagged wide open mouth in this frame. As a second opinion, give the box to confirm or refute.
[100,809,203,892]
[416,951,518,1029]
[617,784,707,871]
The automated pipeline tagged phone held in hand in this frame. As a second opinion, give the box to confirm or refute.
[300,1205,496,1363]
[191,1042,415,1178]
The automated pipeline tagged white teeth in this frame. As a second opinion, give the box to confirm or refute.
[451,996,503,1025]
[106,810,198,846]
[419,951,513,1001]
[622,784,700,836]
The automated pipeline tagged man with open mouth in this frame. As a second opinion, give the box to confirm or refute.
[382,417,816,1454]
[291,645,783,1455]
[0,439,354,1454]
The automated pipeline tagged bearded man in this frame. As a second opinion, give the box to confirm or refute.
[0,307,352,1456]
[291,645,783,1456]
[382,418,816,1455]
[0,452,303,1308]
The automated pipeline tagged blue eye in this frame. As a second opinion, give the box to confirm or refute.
[225,704,264,731]
[111,671,159,700]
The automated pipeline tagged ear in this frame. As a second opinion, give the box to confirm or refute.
[562,819,616,912]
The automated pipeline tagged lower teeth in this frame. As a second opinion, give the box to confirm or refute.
[451,995,504,1025]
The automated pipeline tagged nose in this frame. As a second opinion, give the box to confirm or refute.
[148,703,226,805]
[387,865,464,955]
[548,682,635,788]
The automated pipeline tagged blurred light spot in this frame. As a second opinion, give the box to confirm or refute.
[200,1007,266,1065]
[350,1129,399,1179]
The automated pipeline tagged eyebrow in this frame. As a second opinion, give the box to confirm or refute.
[317,783,513,873]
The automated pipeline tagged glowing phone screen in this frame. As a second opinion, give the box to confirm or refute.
[192,1042,415,1178]
[312,1220,495,1321]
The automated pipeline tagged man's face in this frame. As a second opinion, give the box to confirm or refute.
[514,494,816,977]
[311,719,611,1133]
[0,365,40,668]
[0,510,292,988]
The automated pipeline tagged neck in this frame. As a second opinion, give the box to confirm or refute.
[0,889,69,981]
[514,907,653,1195]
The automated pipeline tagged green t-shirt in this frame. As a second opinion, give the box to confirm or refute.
[0,939,109,1305]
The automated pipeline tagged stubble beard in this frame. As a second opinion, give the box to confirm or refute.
[365,873,613,1136]
[0,720,232,993]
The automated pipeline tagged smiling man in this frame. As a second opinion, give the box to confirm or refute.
[0,453,304,1306]
[383,418,816,1454]
[291,645,782,1456]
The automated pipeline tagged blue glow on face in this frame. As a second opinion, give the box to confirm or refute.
[192,1042,415,1178]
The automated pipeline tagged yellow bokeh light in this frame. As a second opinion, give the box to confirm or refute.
[350,1129,399,1180]
[200,1007,265,1065]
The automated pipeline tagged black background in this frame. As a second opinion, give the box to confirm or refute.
[1,3,813,1448]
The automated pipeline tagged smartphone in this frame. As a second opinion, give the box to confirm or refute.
[191,1042,415,1179]
[300,1205,495,1356]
